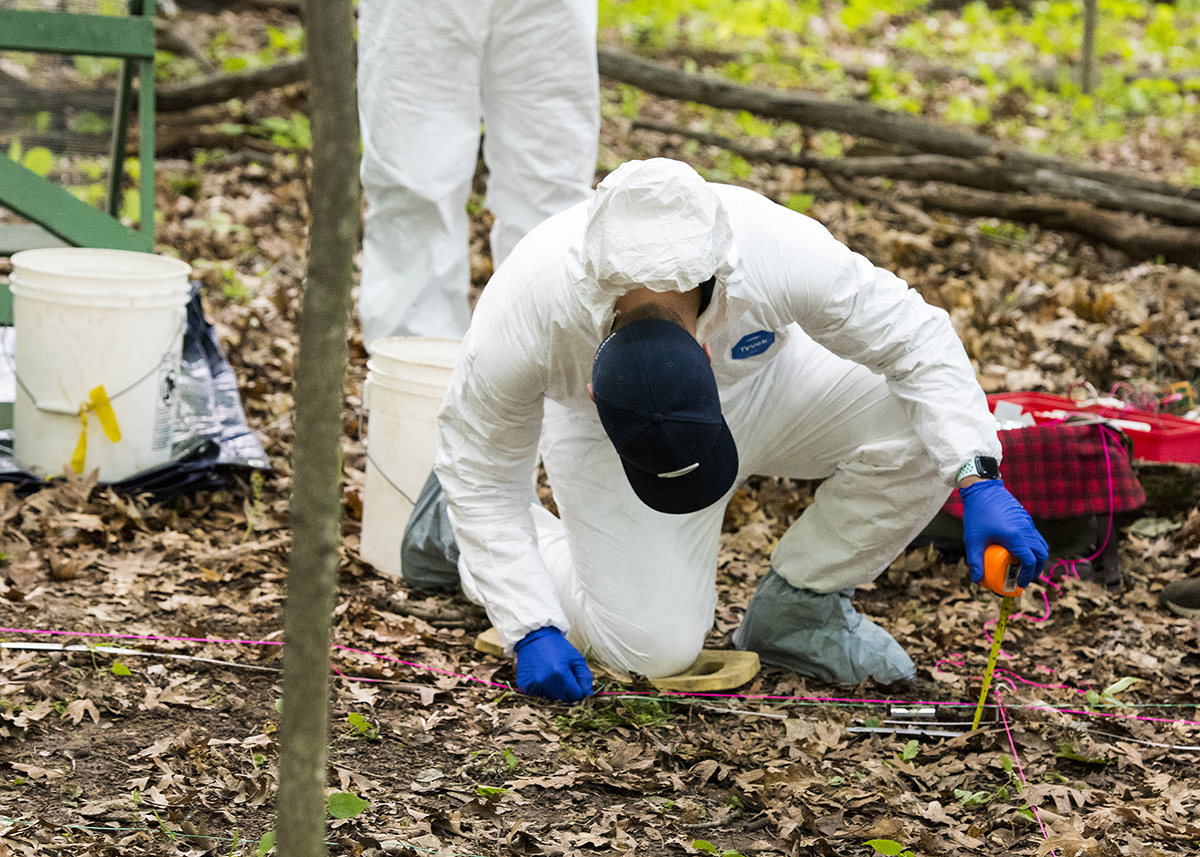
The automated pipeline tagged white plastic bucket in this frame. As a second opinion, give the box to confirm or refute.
[8,248,192,482]
[359,336,461,577]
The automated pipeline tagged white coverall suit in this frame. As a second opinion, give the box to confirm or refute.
[435,159,1003,681]
[356,0,600,346]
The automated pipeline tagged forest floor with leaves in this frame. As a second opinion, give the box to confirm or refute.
[4,5,1200,856]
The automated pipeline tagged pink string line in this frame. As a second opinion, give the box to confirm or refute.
[997,690,1055,852]
[4,625,1200,726]
[0,626,510,691]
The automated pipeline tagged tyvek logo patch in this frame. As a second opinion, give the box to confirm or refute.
[731,330,775,359]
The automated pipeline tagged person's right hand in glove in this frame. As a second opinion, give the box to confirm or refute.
[960,478,1048,588]
[513,626,593,702]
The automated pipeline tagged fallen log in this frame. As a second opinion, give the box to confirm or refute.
[913,187,1200,267]
[633,120,1200,266]
[156,56,306,113]
[598,48,1199,205]
[634,119,1200,228]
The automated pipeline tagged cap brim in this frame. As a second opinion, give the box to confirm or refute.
[620,420,739,515]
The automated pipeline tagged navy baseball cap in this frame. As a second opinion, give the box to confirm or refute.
[591,317,738,514]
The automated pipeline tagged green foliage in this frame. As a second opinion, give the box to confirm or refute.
[896,739,919,763]
[1085,676,1139,709]
[955,787,993,806]
[785,193,815,214]
[20,146,54,178]
[691,840,745,857]
[191,260,251,303]
[867,839,915,857]
[345,712,380,742]
[555,697,672,732]
[218,24,305,73]
[979,221,1030,244]
[256,830,275,856]
[599,0,817,49]
[259,113,311,150]
[1057,741,1115,766]
[327,791,370,819]
[111,661,132,676]
[943,93,991,128]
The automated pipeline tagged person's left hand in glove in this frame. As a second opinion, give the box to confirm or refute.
[960,478,1049,587]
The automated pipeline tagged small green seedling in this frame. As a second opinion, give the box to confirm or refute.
[346,712,380,742]
[955,788,993,806]
[691,840,744,857]
[1085,676,1139,709]
[897,739,919,764]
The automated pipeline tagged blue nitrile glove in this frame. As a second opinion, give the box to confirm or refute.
[513,627,593,702]
[960,478,1049,587]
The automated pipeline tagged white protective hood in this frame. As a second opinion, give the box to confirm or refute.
[584,159,737,299]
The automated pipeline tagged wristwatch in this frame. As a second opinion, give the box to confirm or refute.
[956,455,1000,482]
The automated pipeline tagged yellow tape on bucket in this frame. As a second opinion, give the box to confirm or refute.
[69,386,122,474]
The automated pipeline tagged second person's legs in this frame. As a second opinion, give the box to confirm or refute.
[357,0,484,344]
[481,0,600,265]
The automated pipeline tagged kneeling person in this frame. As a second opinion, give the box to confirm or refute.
[429,158,1048,701]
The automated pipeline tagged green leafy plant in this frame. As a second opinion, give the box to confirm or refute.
[866,839,915,857]
[896,739,919,764]
[256,830,275,856]
[1085,676,1139,709]
[327,791,369,819]
[555,697,671,732]
[692,840,745,857]
[1057,741,1115,766]
[955,787,993,806]
[259,113,311,150]
[345,712,380,742]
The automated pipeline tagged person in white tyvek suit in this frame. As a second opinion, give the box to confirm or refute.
[356,0,599,346]
[432,158,1049,701]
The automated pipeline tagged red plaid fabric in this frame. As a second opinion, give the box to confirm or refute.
[943,422,1145,519]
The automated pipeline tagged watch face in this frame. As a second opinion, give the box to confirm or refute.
[976,456,1000,479]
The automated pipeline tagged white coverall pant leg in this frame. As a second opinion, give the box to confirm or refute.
[538,400,725,679]
[729,331,951,592]
[536,332,947,679]
[357,0,599,348]
[481,0,599,264]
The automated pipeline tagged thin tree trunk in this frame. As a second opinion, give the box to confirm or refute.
[275,0,359,854]
[1081,0,1099,95]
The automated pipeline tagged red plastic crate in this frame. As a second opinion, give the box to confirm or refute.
[987,391,1200,466]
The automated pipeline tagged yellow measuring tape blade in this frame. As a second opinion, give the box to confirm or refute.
[68,386,122,474]
[971,594,1014,731]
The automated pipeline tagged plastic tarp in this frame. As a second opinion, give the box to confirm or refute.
[0,282,268,498]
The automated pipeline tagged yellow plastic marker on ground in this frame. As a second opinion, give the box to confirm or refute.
[972,544,1023,730]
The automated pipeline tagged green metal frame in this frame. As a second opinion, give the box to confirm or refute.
[0,0,156,255]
